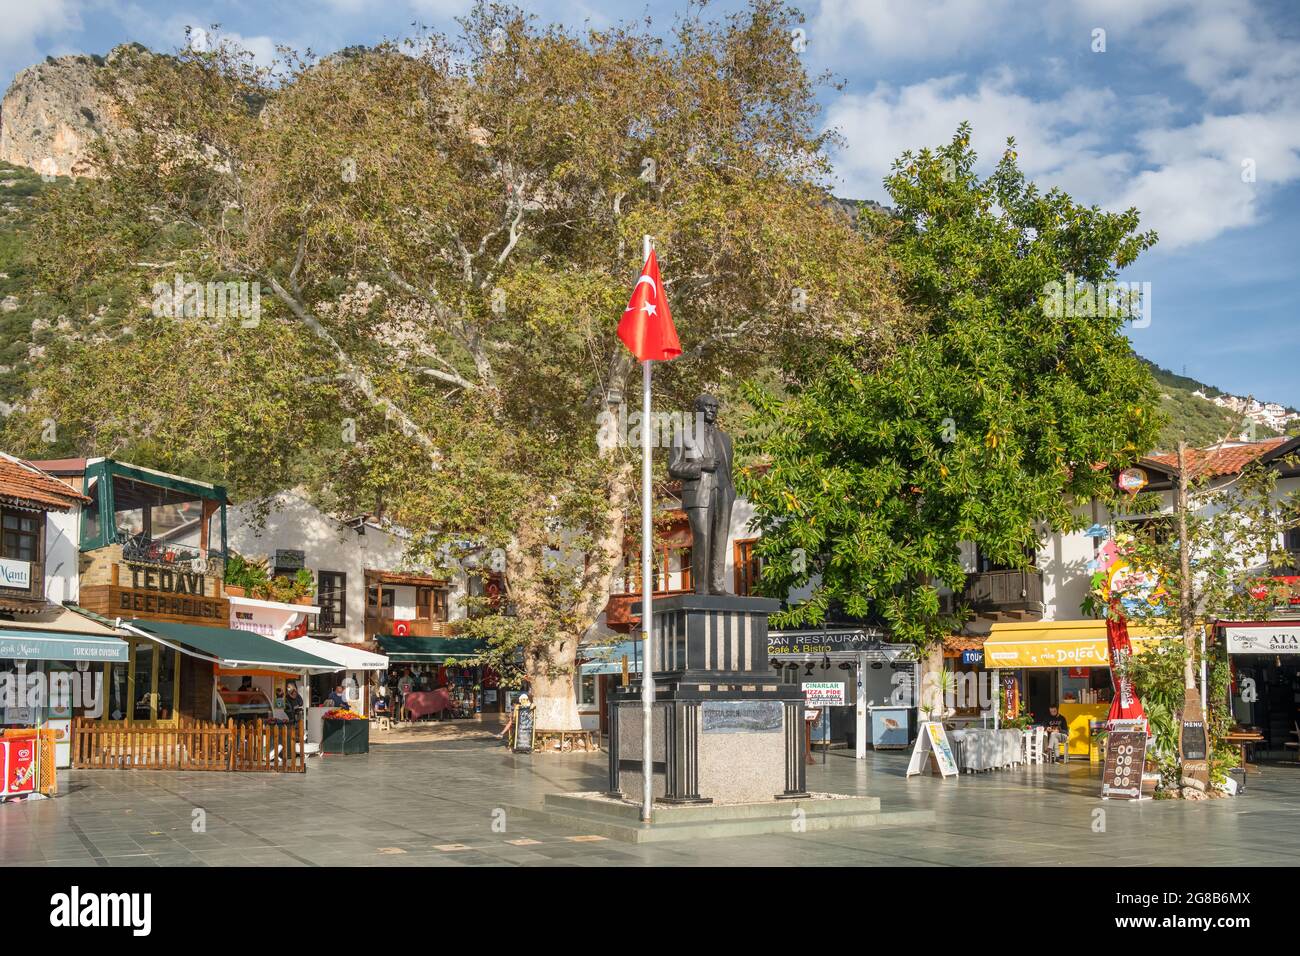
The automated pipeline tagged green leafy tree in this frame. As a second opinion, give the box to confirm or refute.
[741,126,1162,646]
[6,3,901,729]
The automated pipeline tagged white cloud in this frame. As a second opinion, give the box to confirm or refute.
[822,0,1300,250]
[0,0,83,82]
[812,0,1016,62]
[824,71,1128,198]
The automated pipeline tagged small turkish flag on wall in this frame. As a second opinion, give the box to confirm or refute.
[617,249,681,362]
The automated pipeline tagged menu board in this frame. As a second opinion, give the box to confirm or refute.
[1101,731,1147,799]
[512,704,535,753]
[905,721,959,778]
[1180,720,1207,761]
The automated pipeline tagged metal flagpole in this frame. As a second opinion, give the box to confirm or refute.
[640,234,655,824]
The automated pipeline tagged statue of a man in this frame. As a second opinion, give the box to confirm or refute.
[668,393,735,595]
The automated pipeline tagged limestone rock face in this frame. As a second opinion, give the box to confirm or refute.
[0,46,145,178]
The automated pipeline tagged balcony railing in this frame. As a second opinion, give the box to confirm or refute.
[963,568,1044,618]
[604,588,695,632]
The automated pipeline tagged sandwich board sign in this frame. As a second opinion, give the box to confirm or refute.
[1101,731,1148,800]
[906,721,959,778]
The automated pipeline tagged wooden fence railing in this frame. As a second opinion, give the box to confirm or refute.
[71,717,305,773]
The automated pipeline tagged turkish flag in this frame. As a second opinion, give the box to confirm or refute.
[617,249,680,362]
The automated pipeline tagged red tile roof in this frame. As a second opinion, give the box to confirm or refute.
[0,454,90,512]
[1144,438,1290,479]
[944,635,987,652]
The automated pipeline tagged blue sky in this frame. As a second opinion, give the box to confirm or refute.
[3,0,1298,405]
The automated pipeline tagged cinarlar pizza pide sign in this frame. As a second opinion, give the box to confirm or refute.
[1224,625,1300,655]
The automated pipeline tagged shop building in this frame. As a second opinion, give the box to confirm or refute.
[27,459,337,771]
[226,490,502,719]
[1,455,130,768]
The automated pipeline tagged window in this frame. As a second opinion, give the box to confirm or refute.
[1,510,40,562]
[734,538,761,596]
[577,673,598,708]
[974,544,1037,573]
[318,571,346,629]
[1286,527,1300,553]
[1120,515,1173,547]
[367,586,395,608]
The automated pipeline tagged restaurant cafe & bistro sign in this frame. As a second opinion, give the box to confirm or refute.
[1224,625,1300,655]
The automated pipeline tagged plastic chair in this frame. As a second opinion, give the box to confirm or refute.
[1023,727,1045,765]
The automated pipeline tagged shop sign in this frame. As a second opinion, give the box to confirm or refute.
[767,630,883,655]
[1067,666,1091,678]
[701,699,783,734]
[803,681,846,706]
[1101,731,1147,799]
[0,738,37,796]
[961,649,984,665]
[274,549,305,571]
[110,561,226,622]
[0,558,32,590]
[1224,625,1300,655]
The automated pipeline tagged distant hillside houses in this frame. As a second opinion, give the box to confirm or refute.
[1193,391,1299,436]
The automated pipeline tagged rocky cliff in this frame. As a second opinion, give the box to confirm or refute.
[0,45,145,178]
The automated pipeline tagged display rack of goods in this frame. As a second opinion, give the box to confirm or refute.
[321,709,370,754]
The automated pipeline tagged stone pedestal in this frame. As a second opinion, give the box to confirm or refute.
[607,594,808,804]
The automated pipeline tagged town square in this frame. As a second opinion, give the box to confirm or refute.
[0,0,1296,932]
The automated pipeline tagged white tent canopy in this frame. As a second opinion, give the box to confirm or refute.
[287,636,388,672]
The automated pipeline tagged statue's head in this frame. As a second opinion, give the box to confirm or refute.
[694,393,720,425]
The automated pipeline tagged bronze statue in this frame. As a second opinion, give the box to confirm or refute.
[668,393,735,595]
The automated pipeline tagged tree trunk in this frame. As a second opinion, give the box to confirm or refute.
[526,642,583,731]
[1176,442,1196,690]
[512,457,635,733]
[1175,441,1209,789]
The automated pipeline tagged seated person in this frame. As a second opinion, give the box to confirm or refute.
[323,683,350,708]
[1043,705,1069,735]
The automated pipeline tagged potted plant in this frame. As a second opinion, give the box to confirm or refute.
[292,568,315,605]
[224,553,269,598]
[320,708,369,754]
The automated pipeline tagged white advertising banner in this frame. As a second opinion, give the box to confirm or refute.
[1224,625,1300,655]
[0,558,32,590]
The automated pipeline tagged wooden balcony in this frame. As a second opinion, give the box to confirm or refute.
[963,568,1045,620]
[604,588,694,633]
[364,606,452,638]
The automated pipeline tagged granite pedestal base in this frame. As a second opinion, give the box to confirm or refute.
[607,594,808,804]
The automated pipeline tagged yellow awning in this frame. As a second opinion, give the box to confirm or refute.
[983,620,1163,669]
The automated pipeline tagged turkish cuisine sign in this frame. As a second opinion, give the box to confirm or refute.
[1224,625,1300,655]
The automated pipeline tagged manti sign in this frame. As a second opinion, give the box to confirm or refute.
[1224,625,1300,655]
[0,558,32,590]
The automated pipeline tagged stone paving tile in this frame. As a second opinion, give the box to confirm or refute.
[4,744,1300,866]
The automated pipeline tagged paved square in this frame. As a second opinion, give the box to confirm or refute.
[3,742,1298,866]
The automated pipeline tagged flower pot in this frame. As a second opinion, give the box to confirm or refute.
[321,717,370,754]
[294,595,314,606]
[225,585,247,597]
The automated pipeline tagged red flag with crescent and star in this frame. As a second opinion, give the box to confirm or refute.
[617,249,680,362]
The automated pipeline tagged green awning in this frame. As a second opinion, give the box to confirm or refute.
[374,635,485,663]
[0,628,129,663]
[126,619,337,671]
